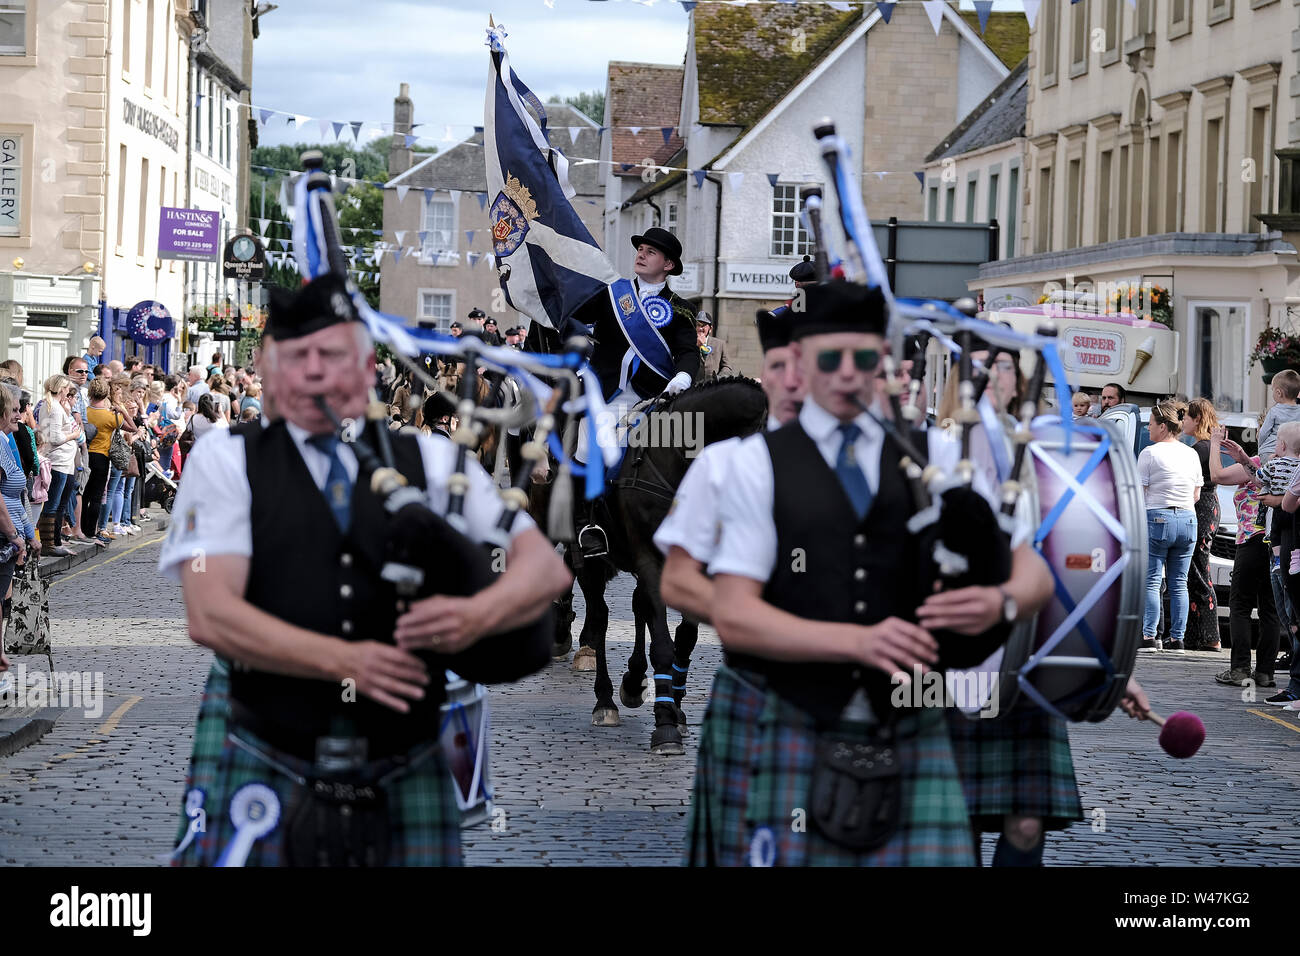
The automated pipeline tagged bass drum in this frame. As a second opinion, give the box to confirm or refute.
[972,416,1145,722]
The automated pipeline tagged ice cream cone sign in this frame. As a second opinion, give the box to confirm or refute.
[1128,335,1156,386]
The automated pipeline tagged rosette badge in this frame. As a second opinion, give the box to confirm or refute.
[641,295,672,329]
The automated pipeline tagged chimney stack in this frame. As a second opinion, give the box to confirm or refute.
[390,83,414,177]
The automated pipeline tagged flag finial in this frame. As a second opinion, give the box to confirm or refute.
[489,14,495,27]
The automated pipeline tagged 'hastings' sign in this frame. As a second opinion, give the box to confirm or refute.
[158,207,219,262]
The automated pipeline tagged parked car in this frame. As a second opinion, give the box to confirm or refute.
[1099,404,1260,645]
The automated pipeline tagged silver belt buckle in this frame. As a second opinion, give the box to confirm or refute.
[839,687,877,725]
[314,735,369,773]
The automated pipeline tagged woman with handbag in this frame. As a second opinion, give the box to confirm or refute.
[0,385,36,686]
[82,378,126,543]
[37,374,82,557]
[109,396,146,535]
[96,380,138,539]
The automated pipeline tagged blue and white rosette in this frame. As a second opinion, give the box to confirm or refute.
[215,783,281,867]
[641,295,673,329]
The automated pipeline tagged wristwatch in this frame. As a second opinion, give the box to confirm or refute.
[997,585,1018,623]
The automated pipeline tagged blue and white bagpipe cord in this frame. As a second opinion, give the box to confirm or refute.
[293,168,617,498]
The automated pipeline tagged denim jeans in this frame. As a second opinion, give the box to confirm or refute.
[1144,507,1198,641]
[113,474,136,525]
[98,465,123,531]
[1270,565,1297,655]
[41,469,76,545]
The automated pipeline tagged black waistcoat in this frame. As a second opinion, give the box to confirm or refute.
[726,420,925,724]
[235,419,439,752]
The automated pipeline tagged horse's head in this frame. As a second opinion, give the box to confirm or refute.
[655,377,768,448]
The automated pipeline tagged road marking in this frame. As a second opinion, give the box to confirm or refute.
[98,695,142,735]
[1247,708,1300,735]
[50,535,160,587]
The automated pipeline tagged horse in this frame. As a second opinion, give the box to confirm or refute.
[569,377,768,755]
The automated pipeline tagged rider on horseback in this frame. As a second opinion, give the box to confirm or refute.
[569,227,700,559]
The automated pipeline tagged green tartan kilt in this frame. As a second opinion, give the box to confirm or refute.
[685,666,974,867]
[945,705,1083,832]
[171,659,462,867]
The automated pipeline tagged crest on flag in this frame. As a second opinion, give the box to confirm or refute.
[490,172,538,256]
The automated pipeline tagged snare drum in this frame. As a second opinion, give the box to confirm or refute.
[957,416,1145,722]
[440,672,493,827]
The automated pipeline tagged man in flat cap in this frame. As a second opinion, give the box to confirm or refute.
[692,312,733,386]
[159,273,570,867]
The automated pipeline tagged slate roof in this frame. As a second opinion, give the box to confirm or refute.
[386,103,604,196]
[927,57,1028,163]
[693,2,861,127]
[608,62,685,178]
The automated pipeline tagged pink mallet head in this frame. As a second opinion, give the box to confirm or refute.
[1158,711,1205,759]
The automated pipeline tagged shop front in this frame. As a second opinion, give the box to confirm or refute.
[98,299,176,372]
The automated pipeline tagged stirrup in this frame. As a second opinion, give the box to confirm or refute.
[578,523,609,559]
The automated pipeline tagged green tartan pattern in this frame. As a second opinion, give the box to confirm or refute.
[945,705,1083,832]
[686,666,974,866]
[172,724,462,867]
[172,656,231,854]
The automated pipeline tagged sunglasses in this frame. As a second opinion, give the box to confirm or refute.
[816,348,881,373]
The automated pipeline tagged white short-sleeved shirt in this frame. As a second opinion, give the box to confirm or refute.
[653,436,740,564]
[1137,440,1203,510]
[707,399,1032,583]
[158,420,534,582]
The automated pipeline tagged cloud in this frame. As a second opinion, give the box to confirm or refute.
[252,0,689,148]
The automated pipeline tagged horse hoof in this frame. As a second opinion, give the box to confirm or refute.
[591,706,620,727]
[571,646,597,672]
[650,723,684,756]
[620,674,648,709]
[550,637,573,661]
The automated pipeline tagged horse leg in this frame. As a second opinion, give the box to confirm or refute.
[671,616,700,732]
[585,565,619,727]
[619,583,652,708]
[567,547,598,672]
[550,574,576,661]
[639,561,684,756]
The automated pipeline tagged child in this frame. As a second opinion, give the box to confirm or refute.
[1257,422,1300,575]
[1258,369,1300,463]
[1072,391,1094,420]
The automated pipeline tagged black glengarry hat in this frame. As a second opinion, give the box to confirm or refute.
[789,281,887,341]
[755,306,793,353]
[630,226,683,276]
[266,274,359,342]
[789,255,815,283]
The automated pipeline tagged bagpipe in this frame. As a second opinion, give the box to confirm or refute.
[805,121,1142,724]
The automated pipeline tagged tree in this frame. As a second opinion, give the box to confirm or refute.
[548,90,605,124]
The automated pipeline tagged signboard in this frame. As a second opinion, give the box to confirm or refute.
[158,207,220,261]
[0,133,20,237]
[126,300,175,346]
[668,262,701,295]
[723,261,799,296]
[1061,326,1124,375]
[210,314,241,341]
[122,98,180,152]
[222,233,266,281]
[982,286,1037,310]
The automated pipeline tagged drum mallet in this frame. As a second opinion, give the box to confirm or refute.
[1140,708,1206,759]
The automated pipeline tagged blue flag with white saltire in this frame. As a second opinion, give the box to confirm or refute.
[483,24,618,329]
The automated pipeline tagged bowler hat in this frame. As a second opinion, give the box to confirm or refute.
[630,227,683,276]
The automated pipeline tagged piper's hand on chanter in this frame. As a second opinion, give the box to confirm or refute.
[1118,677,1151,720]
[340,640,430,713]
[854,617,938,678]
[393,593,492,655]
[916,584,1003,636]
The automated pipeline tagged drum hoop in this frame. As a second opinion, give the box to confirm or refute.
[440,683,493,812]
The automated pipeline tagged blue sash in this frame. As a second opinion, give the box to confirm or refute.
[607,278,675,384]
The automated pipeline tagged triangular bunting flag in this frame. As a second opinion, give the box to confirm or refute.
[372,230,382,238]
[277,238,290,251]
[350,121,363,141]
[692,170,707,189]
[1023,0,1042,29]
[620,163,633,173]
[258,108,273,127]
[418,231,428,246]
[293,114,310,128]
[474,126,484,135]
[681,1,696,12]
[874,171,888,181]
[974,0,993,32]
[396,185,410,203]
[465,230,476,245]
[922,1,944,35]
[766,173,780,187]
[661,126,674,145]
[256,218,269,237]
[828,1,852,10]
[914,170,926,190]
[318,118,332,140]
[332,121,345,140]
[876,2,895,24]
[392,247,402,264]
[394,230,406,246]
[569,126,581,145]
[424,189,434,204]
[404,135,416,148]
[277,177,289,211]
[476,192,488,211]
[195,92,204,105]
[467,252,480,268]
[628,126,641,136]
[449,190,461,206]
[727,171,744,192]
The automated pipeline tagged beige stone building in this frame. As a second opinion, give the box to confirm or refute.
[618,2,1026,377]
[379,87,605,333]
[967,0,1300,415]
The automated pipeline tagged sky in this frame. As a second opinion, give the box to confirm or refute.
[250,0,693,151]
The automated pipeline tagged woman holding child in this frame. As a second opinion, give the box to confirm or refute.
[1180,399,1222,651]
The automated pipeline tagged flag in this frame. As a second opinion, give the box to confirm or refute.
[483,25,618,329]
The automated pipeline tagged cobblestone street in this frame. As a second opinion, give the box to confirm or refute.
[2,523,1298,866]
